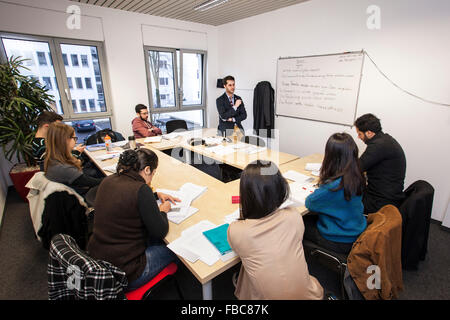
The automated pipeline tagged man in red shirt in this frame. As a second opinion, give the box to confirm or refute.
[131,104,162,138]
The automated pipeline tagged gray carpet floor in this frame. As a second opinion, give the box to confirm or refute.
[0,187,449,300]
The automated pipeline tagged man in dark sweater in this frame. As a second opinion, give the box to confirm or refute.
[354,114,406,214]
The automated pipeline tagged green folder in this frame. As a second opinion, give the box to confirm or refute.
[202,224,232,255]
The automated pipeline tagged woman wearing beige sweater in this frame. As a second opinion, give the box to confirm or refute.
[228,161,324,300]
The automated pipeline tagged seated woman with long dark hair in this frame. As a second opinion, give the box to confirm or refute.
[227,161,323,300]
[304,132,367,254]
[88,148,180,291]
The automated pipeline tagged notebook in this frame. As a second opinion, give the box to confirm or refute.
[202,224,232,255]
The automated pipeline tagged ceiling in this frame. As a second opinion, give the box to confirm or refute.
[72,0,310,26]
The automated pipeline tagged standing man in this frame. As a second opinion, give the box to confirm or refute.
[132,104,162,138]
[354,113,407,214]
[216,75,247,136]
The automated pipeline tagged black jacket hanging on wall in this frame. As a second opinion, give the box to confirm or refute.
[253,81,275,138]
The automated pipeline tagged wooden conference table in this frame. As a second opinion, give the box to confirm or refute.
[84,128,323,300]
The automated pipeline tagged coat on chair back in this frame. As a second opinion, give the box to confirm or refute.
[347,205,403,300]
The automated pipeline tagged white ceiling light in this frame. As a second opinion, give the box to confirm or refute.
[194,0,229,12]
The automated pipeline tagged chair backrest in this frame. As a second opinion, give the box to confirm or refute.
[48,234,127,300]
[38,191,88,250]
[399,180,434,270]
[85,129,125,145]
[166,119,188,134]
[347,205,403,300]
[240,135,266,147]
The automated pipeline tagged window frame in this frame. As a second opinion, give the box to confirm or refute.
[143,46,207,129]
[0,32,114,122]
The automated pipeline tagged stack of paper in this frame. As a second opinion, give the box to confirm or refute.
[305,163,321,176]
[204,145,236,156]
[144,136,162,143]
[162,132,182,140]
[289,181,317,205]
[204,137,223,146]
[167,220,237,266]
[283,170,314,183]
[156,183,207,224]
[86,143,105,152]
[95,151,123,161]
[224,209,240,224]
[112,140,129,148]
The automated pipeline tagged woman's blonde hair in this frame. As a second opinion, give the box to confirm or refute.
[44,122,82,172]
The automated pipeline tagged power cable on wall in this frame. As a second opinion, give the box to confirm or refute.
[363,50,450,108]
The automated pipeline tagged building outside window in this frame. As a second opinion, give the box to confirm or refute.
[36,51,47,66]
[1,33,114,143]
[71,54,79,67]
[85,77,92,89]
[62,53,68,66]
[42,76,52,90]
[75,77,83,89]
[145,47,206,131]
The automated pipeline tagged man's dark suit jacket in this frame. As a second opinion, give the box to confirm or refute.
[216,92,247,134]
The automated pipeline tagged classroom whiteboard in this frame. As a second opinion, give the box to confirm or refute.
[276,51,364,126]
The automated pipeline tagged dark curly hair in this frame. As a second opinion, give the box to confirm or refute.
[117,148,158,175]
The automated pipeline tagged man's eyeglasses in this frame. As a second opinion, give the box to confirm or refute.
[140,112,149,115]
[71,136,78,142]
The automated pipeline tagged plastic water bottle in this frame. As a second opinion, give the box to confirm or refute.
[104,134,112,152]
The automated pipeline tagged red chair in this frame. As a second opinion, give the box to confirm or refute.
[125,262,183,300]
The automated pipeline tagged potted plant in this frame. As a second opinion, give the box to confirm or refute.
[0,56,54,201]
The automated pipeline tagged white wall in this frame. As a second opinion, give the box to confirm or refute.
[217,0,450,221]
[0,0,219,138]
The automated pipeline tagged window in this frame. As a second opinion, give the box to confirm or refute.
[42,77,52,90]
[71,54,79,67]
[1,37,62,114]
[85,77,92,89]
[62,53,68,66]
[1,33,112,123]
[72,100,77,112]
[75,77,83,89]
[88,99,95,110]
[144,47,206,131]
[37,51,47,66]
[79,99,87,112]
[81,54,88,67]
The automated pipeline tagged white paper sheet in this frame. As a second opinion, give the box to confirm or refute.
[144,136,162,143]
[102,164,117,173]
[95,151,122,161]
[288,181,317,205]
[305,163,322,171]
[283,170,314,183]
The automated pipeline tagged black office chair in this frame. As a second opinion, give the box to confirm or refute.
[166,120,188,134]
[240,135,266,147]
[303,239,349,299]
[399,180,434,270]
[85,129,125,145]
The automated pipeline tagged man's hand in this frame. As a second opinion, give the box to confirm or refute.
[235,99,242,108]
